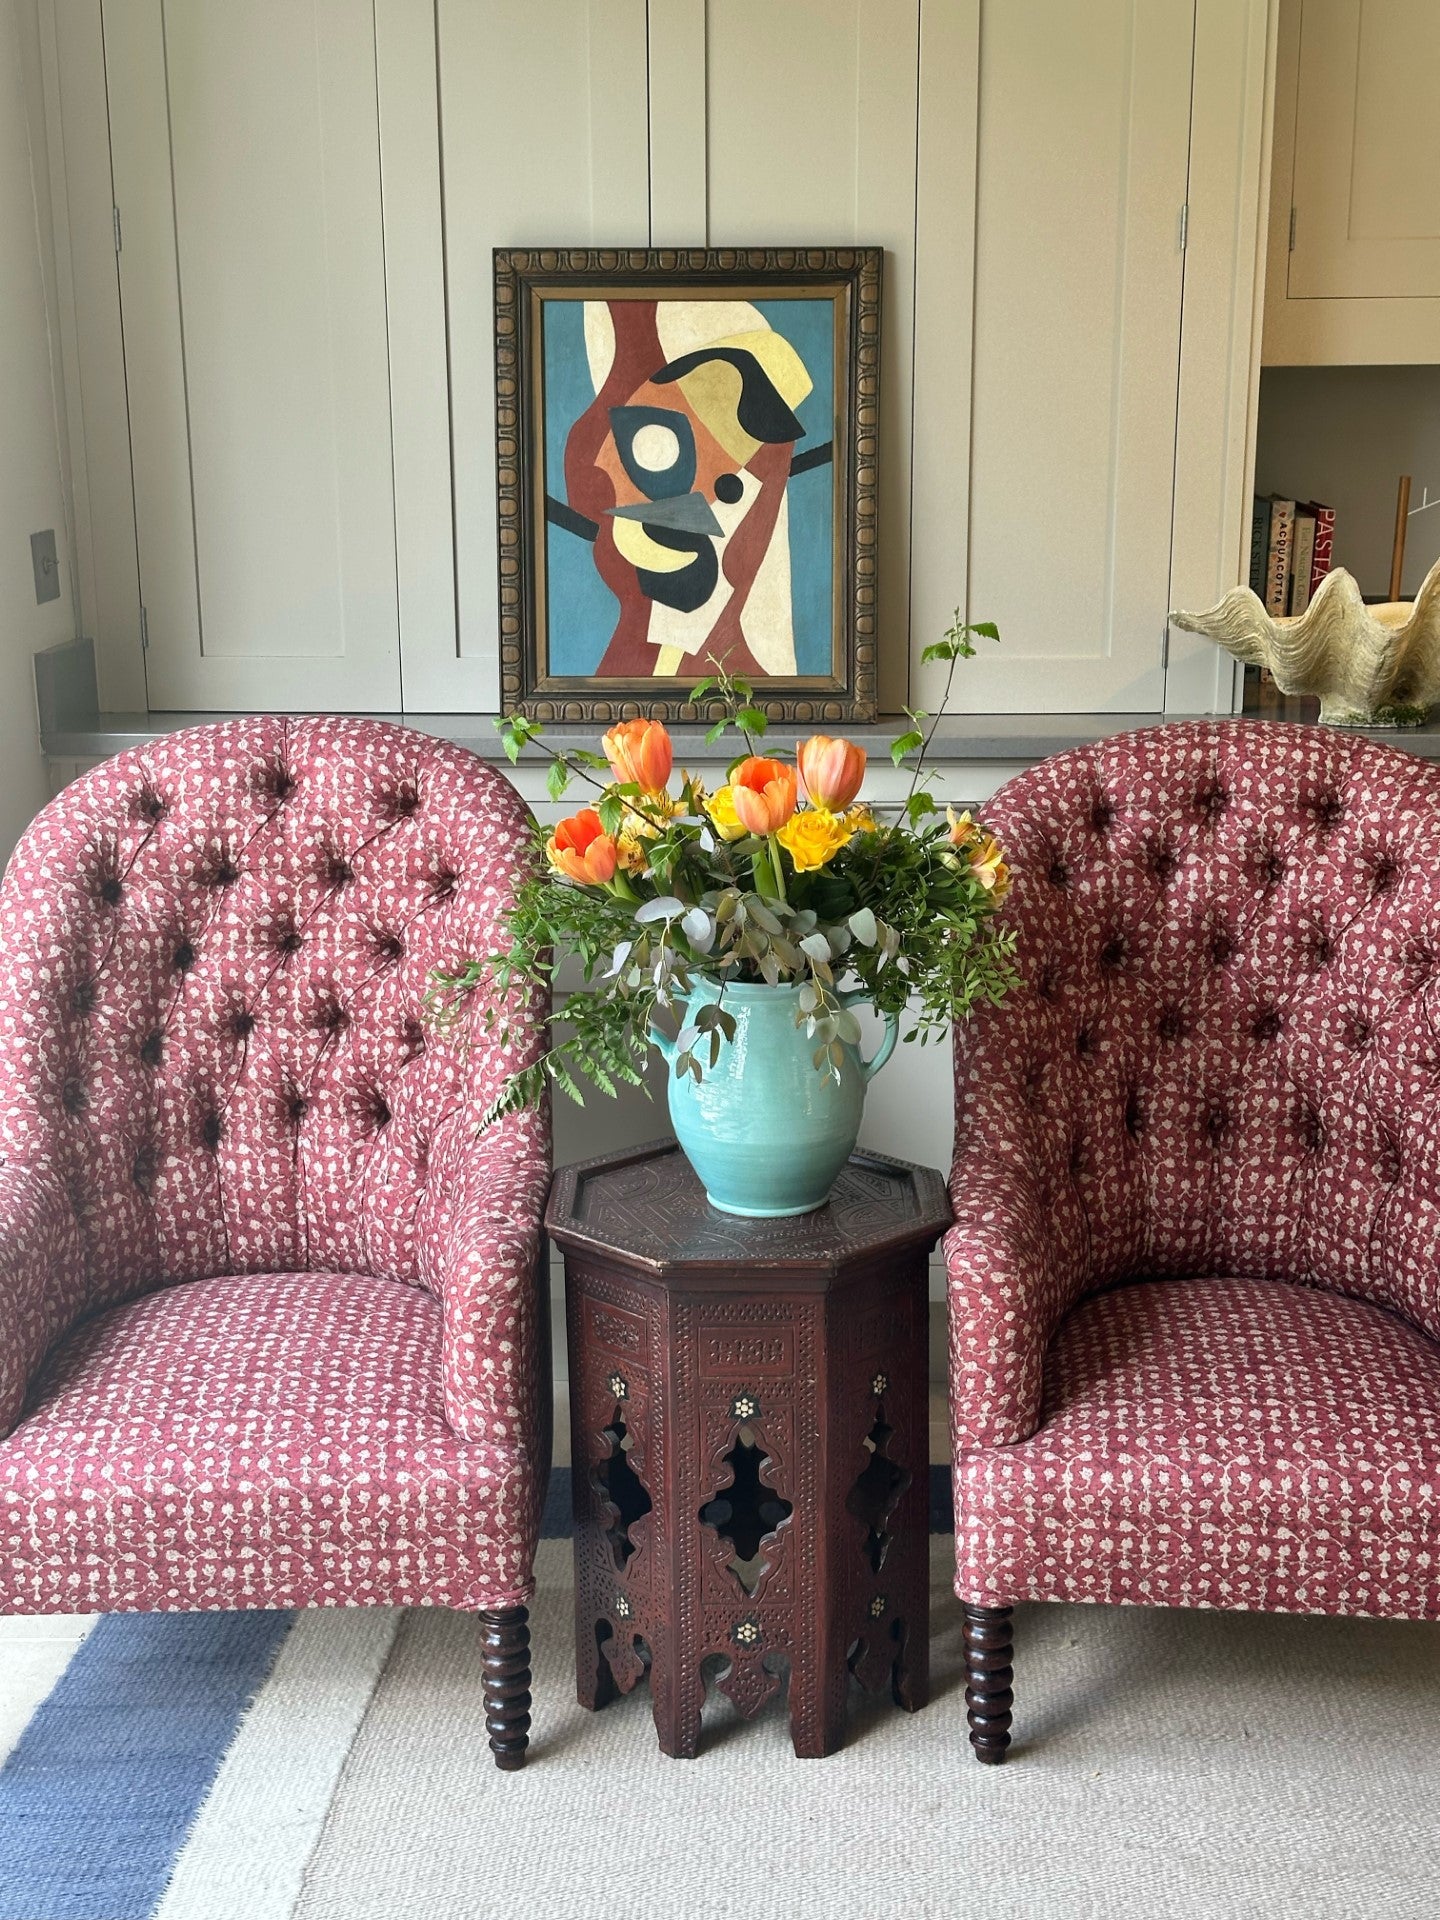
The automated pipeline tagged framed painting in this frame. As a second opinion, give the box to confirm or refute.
[493,246,881,722]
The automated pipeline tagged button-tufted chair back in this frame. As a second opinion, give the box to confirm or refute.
[0,717,541,1316]
[957,721,1440,1347]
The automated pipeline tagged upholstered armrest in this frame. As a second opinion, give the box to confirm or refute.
[945,1152,1090,1450]
[419,1102,553,1449]
[0,1162,86,1438]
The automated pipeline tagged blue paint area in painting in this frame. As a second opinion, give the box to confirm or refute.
[542,300,619,675]
[756,298,834,676]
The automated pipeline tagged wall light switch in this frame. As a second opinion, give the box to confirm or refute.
[30,529,61,605]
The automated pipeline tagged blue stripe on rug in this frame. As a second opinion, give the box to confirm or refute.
[0,1610,293,1920]
[540,1465,958,1537]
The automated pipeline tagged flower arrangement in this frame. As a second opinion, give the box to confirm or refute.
[438,618,1018,1123]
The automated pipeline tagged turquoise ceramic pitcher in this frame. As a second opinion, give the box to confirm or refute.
[653,978,899,1217]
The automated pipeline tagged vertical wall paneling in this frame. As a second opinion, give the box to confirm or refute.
[954,0,1193,713]
[1166,0,1275,716]
[436,0,649,711]
[374,0,458,711]
[37,0,145,711]
[909,0,981,718]
[104,0,402,711]
[703,0,922,714]
[647,0,707,244]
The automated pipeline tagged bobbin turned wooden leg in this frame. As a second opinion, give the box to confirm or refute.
[479,1606,532,1770]
[962,1604,1013,1764]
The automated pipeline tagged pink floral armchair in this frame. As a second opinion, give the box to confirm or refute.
[0,718,550,1768]
[948,721,1440,1761]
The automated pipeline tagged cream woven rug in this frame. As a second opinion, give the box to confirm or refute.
[288,1538,1438,1920]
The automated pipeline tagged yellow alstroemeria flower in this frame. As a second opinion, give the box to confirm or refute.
[704,784,747,843]
[946,804,980,849]
[969,835,1010,901]
[777,806,855,873]
[844,803,877,834]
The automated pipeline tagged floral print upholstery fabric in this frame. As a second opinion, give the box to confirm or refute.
[948,721,1440,1618]
[0,717,550,1613]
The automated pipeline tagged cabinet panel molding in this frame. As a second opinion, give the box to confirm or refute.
[955,0,1192,713]
[104,0,402,710]
[437,0,649,712]
[1166,0,1275,717]
[1264,0,1440,364]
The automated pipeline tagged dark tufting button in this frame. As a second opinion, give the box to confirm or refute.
[286,1091,308,1126]
[258,763,297,803]
[135,786,167,823]
[140,1030,164,1069]
[173,940,196,974]
[201,1111,223,1151]
[99,876,123,907]
[371,1093,392,1130]
[1099,935,1126,971]
[201,855,240,889]
[1090,800,1112,833]
[324,853,354,890]
[1206,1104,1229,1144]
[1301,928,1331,969]
[372,929,405,965]
[1158,1007,1185,1043]
[1372,856,1398,894]
[1069,1136,1085,1177]
[315,996,349,1034]
[276,926,304,956]
[429,866,458,901]
[402,1017,426,1058]
[1262,849,1286,886]
[61,1078,88,1116]
[1251,1007,1282,1042]
[132,1145,156,1193]
[1311,789,1343,829]
[1379,1146,1403,1184]
[1344,1015,1371,1050]
[1124,1090,1144,1138]
[1209,929,1233,966]
[383,782,421,820]
[1023,1063,1046,1109]
[1075,1025,1093,1056]
[1036,965,1060,1003]
[1195,783,1228,819]
[231,1010,255,1040]
[71,979,96,1017]
[1047,859,1068,889]
[1299,1106,1325,1153]
[1150,844,1177,882]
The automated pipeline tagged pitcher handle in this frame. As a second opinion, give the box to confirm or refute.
[838,989,899,1082]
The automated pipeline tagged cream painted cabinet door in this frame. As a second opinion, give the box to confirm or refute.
[1289,0,1440,300]
[103,0,400,711]
[916,0,1194,715]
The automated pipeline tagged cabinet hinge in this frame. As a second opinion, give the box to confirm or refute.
[139,605,149,651]
[1161,624,1170,671]
[1178,203,1188,252]
[112,205,122,254]
[1288,206,1297,252]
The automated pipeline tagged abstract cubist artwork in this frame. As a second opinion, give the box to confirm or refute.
[495,249,881,722]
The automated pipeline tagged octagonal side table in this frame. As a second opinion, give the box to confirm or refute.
[546,1141,951,1759]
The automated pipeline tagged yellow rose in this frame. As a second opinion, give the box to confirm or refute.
[705,784,747,843]
[777,806,854,873]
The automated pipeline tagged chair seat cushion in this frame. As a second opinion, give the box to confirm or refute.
[0,1272,540,1614]
[955,1276,1440,1619]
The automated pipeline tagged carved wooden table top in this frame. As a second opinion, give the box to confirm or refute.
[546,1140,951,1281]
[549,1140,951,1759]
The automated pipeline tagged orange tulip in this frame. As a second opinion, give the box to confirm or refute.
[602,718,673,794]
[798,735,866,812]
[546,809,619,885]
[729,757,799,835]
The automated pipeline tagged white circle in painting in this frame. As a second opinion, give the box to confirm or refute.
[630,423,681,472]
